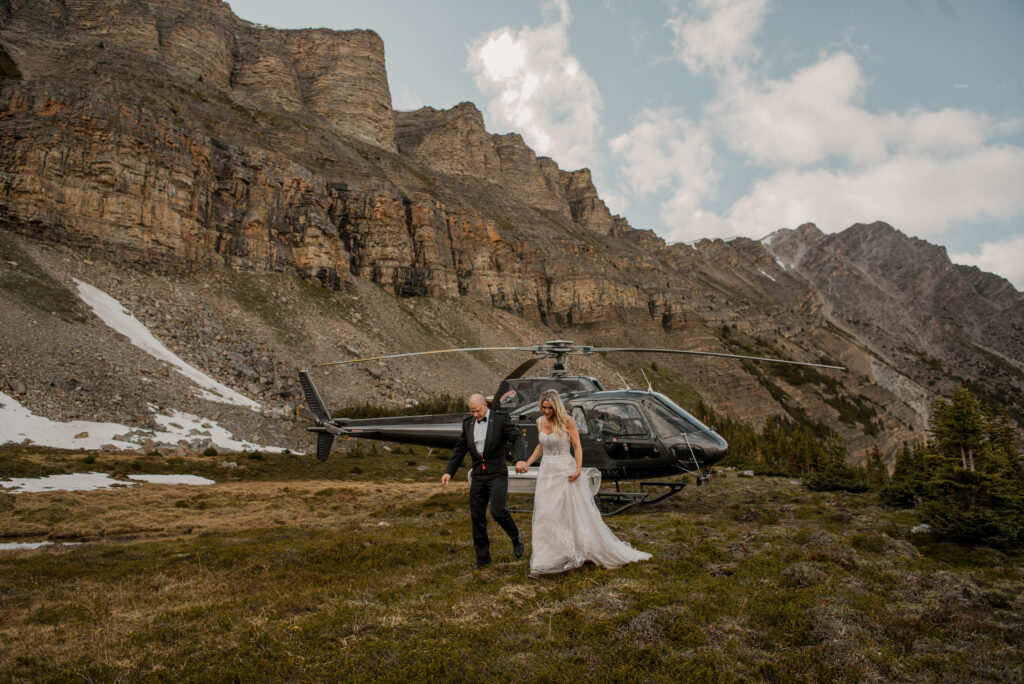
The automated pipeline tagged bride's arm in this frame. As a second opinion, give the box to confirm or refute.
[567,418,583,482]
[525,443,543,466]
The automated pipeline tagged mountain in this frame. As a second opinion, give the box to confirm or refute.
[1,0,1021,462]
[765,222,1024,427]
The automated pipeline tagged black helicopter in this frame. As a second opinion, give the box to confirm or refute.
[297,340,845,514]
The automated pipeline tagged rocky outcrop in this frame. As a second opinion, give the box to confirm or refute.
[395,103,502,180]
[561,168,627,236]
[395,102,570,217]
[0,0,394,147]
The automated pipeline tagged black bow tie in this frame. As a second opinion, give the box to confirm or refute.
[477,418,487,424]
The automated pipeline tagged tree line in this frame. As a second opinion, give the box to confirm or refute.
[714,386,1023,549]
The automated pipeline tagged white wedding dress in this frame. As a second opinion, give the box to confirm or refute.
[530,425,652,576]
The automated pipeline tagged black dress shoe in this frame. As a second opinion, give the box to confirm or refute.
[476,560,491,569]
[513,533,525,558]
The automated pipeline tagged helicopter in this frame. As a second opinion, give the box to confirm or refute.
[297,340,845,514]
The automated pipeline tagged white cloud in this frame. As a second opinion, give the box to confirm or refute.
[661,199,739,243]
[467,0,602,169]
[599,188,630,216]
[713,52,882,166]
[666,0,768,77]
[708,49,1003,169]
[609,108,722,240]
[951,235,1024,291]
[712,52,1000,169]
[610,108,717,198]
[724,147,1024,238]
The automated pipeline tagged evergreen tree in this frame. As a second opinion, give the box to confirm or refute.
[931,385,986,471]
[880,387,1024,548]
[864,445,889,490]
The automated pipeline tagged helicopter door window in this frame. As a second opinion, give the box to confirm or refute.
[593,403,658,460]
[592,403,648,438]
[570,406,589,435]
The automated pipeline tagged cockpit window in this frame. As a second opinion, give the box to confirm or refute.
[591,403,649,437]
[644,398,699,437]
[570,406,589,435]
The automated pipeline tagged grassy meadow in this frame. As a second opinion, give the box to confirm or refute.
[0,444,1022,682]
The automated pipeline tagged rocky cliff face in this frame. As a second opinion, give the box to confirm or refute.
[765,222,1024,428]
[0,0,1021,461]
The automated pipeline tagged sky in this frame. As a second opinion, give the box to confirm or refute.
[226,0,1024,289]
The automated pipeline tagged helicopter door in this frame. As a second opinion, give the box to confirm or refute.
[591,402,660,460]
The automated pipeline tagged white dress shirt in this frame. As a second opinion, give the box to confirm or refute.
[473,408,489,455]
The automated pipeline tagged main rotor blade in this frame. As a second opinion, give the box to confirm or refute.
[503,356,542,380]
[317,345,537,367]
[585,346,846,371]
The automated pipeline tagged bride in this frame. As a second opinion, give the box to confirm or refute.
[515,390,652,577]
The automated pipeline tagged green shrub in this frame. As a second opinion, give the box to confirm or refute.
[804,464,869,493]
[919,468,1024,549]
[877,478,919,508]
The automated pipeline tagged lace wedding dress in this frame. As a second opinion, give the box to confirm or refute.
[529,425,652,576]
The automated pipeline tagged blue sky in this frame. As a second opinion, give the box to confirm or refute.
[226,0,1024,289]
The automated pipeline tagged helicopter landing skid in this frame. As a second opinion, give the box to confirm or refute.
[595,480,688,516]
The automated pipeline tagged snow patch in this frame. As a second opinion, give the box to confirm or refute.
[759,269,776,282]
[0,391,295,454]
[73,279,260,410]
[0,472,131,493]
[0,541,81,551]
[0,472,215,494]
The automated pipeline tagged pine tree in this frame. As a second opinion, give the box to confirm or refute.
[931,385,986,471]
[865,445,889,489]
[894,387,1024,548]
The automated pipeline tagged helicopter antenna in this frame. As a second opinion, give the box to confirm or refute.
[640,368,653,392]
[616,372,631,389]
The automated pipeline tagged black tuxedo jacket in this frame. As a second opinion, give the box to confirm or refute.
[445,409,527,479]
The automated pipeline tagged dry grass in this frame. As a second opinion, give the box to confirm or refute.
[1,446,1022,682]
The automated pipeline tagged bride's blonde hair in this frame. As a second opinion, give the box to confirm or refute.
[538,390,571,438]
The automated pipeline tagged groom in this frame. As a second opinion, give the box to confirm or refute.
[442,393,527,568]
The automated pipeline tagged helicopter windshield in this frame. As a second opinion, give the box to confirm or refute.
[645,395,709,437]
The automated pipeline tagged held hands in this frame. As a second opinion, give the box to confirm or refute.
[514,461,529,474]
